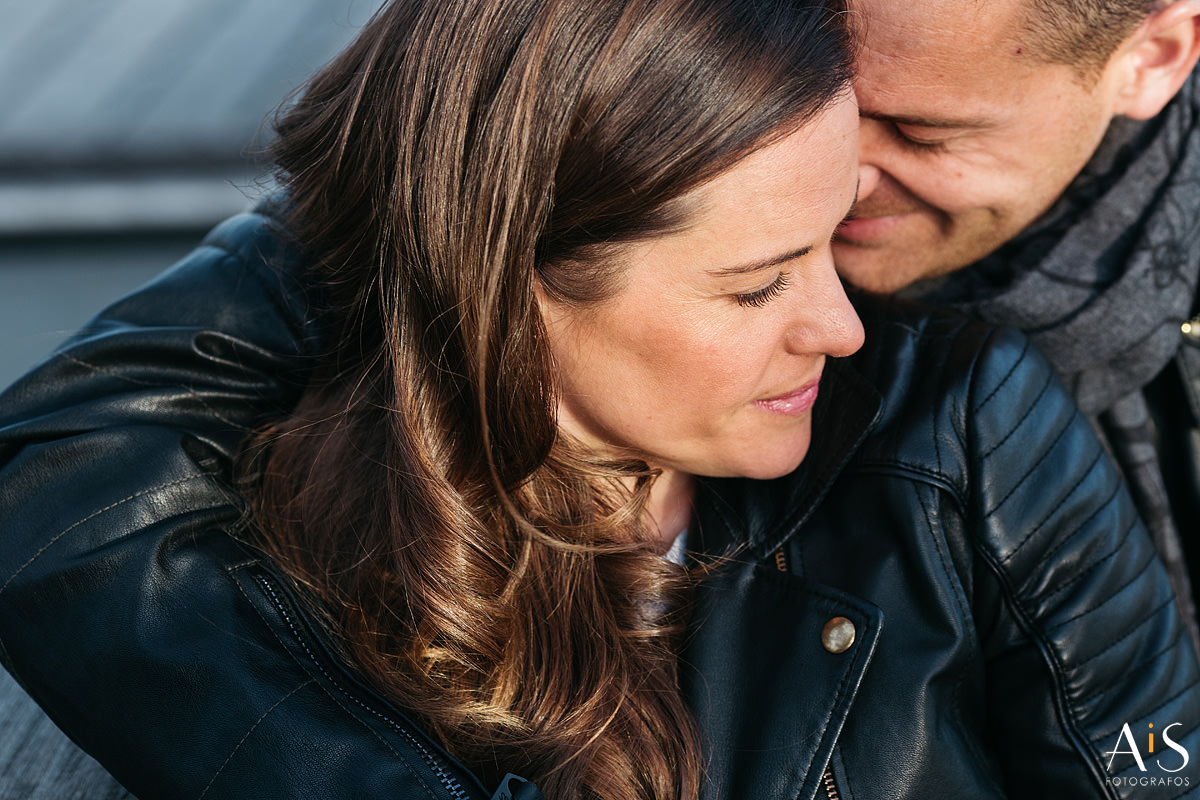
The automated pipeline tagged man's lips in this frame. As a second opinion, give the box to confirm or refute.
[755,378,821,416]
[836,212,911,243]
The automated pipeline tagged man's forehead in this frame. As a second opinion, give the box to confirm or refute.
[849,0,1027,65]
[849,0,1020,32]
[850,0,1040,124]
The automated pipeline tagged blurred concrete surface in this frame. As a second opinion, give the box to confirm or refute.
[0,668,133,799]
[0,0,384,389]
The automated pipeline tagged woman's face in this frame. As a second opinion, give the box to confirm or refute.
[540,95,864,481]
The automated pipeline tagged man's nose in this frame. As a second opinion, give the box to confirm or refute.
[857,162,882,202]
[855,117,885,200]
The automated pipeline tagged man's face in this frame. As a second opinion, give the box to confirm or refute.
[834,0,1128,293]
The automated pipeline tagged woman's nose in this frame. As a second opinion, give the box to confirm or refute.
[787,256,865,359]
[821,281,866,359]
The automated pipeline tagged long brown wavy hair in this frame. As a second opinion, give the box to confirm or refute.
[250,0,853,797]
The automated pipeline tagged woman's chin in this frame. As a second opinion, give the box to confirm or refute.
[712,435,813,481]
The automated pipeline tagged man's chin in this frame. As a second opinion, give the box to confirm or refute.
[833,241,943,294]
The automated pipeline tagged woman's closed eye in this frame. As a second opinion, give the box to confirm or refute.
[735,272,791,308]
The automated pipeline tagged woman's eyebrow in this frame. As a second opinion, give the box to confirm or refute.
[707,183,858,277]
[706,245,813,277]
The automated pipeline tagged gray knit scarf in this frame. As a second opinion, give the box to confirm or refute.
[906,72,1200,643]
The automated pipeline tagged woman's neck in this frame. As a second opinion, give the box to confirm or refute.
[644,469,696,552]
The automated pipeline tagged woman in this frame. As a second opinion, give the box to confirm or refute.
[0,0,1194,798]
[253,0,861,795]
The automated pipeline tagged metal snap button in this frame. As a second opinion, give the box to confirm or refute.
[821,617,856,654]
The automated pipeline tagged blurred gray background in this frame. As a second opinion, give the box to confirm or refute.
[0,0,385,389]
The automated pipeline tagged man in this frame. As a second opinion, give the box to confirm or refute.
[835,0,1200,638]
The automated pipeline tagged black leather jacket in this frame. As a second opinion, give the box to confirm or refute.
[0,205,1197,800]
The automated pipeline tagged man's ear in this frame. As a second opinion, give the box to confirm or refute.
[1111,0,1200,119]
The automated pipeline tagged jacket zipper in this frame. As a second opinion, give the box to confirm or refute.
[822,767,842,800]
[255,573,473,800]
[773,547,843,800]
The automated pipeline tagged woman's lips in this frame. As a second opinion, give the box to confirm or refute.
[756,379,821,416]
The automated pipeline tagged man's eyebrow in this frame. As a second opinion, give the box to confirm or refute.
[860,109,992,130]
[706,245,813,277]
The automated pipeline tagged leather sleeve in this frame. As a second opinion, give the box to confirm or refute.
[0,209,492,799]
[965,326,1200,799]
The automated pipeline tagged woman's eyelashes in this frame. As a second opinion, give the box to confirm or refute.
[735,272,791,308]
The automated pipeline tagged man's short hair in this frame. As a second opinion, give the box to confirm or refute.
[1023,0,1158,75]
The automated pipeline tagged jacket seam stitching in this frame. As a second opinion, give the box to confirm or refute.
[235,575,420,767]
[1046,553,1158,636]
[197,680,315,800]
[1036,495,1132,597]
[238,571,457,799]
[976,544,1119,798]
[1095,674,1197,744]
[977,366,1053,463]
[0,474,208,596]
[972,335,1031,414]
[1080,622,1188,713]
[997,445,1107,565]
